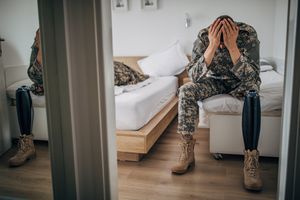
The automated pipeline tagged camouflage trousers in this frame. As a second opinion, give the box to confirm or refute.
[178,78,240,135]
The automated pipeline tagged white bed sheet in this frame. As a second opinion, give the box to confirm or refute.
[115,76,178,130]
[202,70,284,113]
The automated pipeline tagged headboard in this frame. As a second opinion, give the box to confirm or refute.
[113,56,189,87]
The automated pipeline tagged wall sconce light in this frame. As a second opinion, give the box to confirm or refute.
[185,13,191,28]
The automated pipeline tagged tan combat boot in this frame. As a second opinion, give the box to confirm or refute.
[171,135,196,174]
[243,149,263,191]
[9,134,36,167]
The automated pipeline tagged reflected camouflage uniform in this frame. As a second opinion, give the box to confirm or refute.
[178,22,261,135]
[114,61,149,86]
[27,43,44,96]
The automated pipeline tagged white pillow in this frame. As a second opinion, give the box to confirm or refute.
[138,42,189,76]
[260,64,273,72]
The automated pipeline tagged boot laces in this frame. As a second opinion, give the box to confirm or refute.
[246,154,259,177]
[178,142,190,162]
[16,136,30,155]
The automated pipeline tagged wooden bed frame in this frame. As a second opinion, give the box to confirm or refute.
[114,56,187,161]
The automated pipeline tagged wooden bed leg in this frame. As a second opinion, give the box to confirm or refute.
[117,152,144,161]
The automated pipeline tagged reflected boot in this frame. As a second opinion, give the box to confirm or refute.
[9,134,36,167]
[243,149,263,191]
[171,135,196,174]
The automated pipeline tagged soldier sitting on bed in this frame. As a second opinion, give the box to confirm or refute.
[171,15,263,191]
[9,29,43,167]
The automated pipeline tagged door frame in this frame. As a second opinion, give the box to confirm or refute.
[38,0,117,199]
[278,0,300,199]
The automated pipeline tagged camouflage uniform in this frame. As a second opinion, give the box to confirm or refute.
[114,61,149,86]
[27,43,44,96]
[178,22,261,135]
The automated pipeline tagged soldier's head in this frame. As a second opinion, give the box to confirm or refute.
[216,15,234,49]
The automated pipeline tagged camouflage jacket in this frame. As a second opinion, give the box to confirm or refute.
[186,22,261,97]
[27,43,44,96]
[114,61,149,86]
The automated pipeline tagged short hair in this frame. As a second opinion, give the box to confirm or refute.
[216,15,235,43]
[217,15,234,22]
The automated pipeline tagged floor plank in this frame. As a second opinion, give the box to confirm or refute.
[0,117,278,200]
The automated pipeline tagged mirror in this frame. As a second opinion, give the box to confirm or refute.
[0,0,52,199]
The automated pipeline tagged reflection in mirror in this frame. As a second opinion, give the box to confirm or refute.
[112,0,288,199]
[0,0,52,199]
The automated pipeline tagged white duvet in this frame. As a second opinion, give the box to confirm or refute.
[115,76,178,130]
[201,70,284,113]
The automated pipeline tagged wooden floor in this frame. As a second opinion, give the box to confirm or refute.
[0,141,53,200]
[0,118,278,200]
[119,118,278,200]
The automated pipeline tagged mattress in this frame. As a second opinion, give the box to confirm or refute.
[115,76,178,130]
[6,79,46,107]
[202,70,284,113]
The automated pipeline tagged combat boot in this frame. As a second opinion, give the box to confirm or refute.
[9,134,36,167]
[171,136,196,174]
[244,149,263,191]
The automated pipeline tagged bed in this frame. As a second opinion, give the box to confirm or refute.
[198,69,284,158]
[6,78,48,141]
[5,57,186,161]
[114,57,185,161]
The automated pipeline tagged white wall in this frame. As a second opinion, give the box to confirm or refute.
[0,0,39,67]
[0,0,288,69]
[112,0,276,58]
[0,0,38,149]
